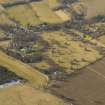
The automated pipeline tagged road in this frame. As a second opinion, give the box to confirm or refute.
[51,58,105,105]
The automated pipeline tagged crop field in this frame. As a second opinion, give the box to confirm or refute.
[31,2,64,24]
[0,84,67,105]
[6,4,41,27]
[0,29,6,38]
[0,14,15,25]
[0,0,71,27]
[31,60,51,72]
[51,57,105,105]
[0,29,10,48]
[55,10,71,21]
[0,6,15,26]
[41,31,102,71]
[28,29,103,73]
[98,35,105,45]
[46,0,61,8]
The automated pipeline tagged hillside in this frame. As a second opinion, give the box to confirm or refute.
[0,0,105,105]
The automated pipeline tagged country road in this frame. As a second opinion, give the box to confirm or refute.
[51,58,105,105]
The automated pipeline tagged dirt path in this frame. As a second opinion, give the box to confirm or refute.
[51,58,105,105]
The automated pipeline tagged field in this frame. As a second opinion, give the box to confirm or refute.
[51,57,105,105]
[98,35,105,45]
[0,0,105,105]
[0,84,67,105]
[0,0,71,27]
[28,30,102,74]
[55,10,71,21]
[0,0,17,4]
[6,4,41,27]
[0,29,6,39]
[31,2,64,24]
[0,51,48,87]
[0,14,15,25]
[42,31,102,71]
[0,6,15,25]
[46,0,61,8]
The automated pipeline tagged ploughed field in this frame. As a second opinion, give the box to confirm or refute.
[50,57,105,105]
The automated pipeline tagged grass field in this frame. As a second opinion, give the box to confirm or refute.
[55,10,70,21]
[98,35,105,45]
[0,84,67,105]
[0,0,16,4]
[28,30,102,72]
[0,6,15,26]
[31,60,51,72]
[0,29,5,38]
[31,2,63,24]
[0,14,14,25]
[0,5,14,25]
[45,0,61,8]
[41,31,101,71]
[0,51,49,87]
[0,1,70,27]
[7,4,41,27]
